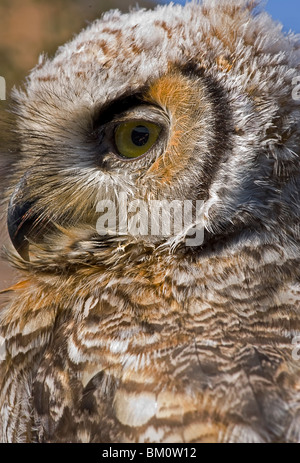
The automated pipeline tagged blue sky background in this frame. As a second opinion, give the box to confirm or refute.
[153,1,300,33]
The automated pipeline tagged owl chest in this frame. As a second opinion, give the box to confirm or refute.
[32,304,197,442]
[30,258,299,442]
[31,296,297,443]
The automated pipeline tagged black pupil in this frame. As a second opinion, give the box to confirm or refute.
[131,125,150,146]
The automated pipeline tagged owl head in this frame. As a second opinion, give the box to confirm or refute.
[5,0,300,265]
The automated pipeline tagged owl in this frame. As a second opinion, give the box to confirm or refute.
[0,0,300,443]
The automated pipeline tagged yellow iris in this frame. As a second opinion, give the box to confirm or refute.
[114,120,161,159]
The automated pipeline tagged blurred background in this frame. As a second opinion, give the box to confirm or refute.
[157,0,300,33]
[0,0,299,290]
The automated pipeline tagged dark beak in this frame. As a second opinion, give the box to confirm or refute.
[7,176,40,261]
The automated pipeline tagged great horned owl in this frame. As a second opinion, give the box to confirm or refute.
[1,0,300,443]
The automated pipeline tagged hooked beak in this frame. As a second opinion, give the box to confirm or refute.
[7,176,40,261]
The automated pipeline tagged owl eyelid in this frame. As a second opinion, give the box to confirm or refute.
[108,118,164,131]
[105,104,169,127]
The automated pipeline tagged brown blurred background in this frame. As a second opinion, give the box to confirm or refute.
[0,0,156,290]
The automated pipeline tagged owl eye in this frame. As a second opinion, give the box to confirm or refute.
[114,120,161,159]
